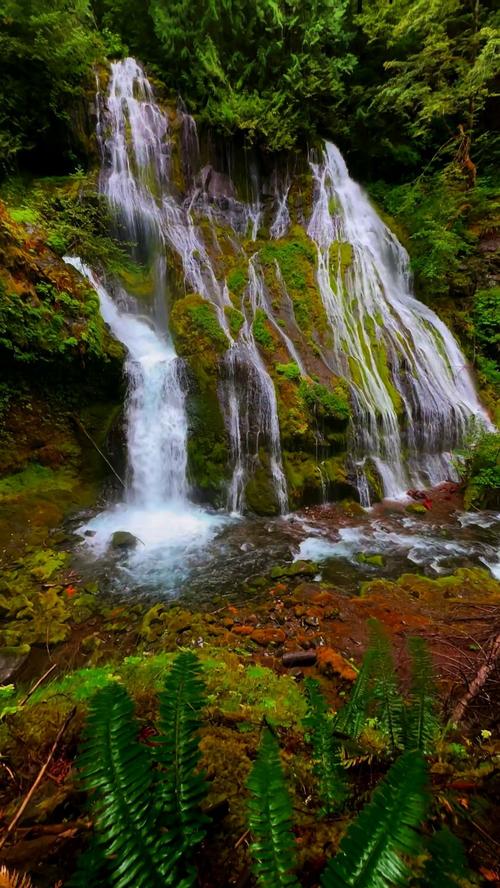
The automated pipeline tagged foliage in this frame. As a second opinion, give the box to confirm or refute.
[0,0,103,172]
[367,619,404,752]
[421,827,471,888]
[299,378,351,423]
[247,728,300,888]
[276,362,301,381]
[405,636,440,753]
[96,0,357,150]
[473,287,500,358]
[333,623,441,756]
[156,651,209,888]
[358,0,499,149]
[304,678,347,814]
[253,307,274,350]
[321,751,429,888]
[77,652,210,888]
[78,682,170,887]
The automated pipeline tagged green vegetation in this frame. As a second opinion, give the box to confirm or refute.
[276,362,301,381]
[252,307,274,350]
[247,729,300,887]
[299,378,350,423]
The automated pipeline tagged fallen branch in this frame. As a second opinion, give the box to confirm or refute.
[71,414,125,488]
[19,664,57,708]
[0,708,76,851]
[451,632,500,724]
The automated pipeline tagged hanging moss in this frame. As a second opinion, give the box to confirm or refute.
[225,305,245,337]
[299,378,351,424]
[252,307,275,350]
[171,293,229,366]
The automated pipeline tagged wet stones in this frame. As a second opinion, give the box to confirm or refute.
[110,530,139,549]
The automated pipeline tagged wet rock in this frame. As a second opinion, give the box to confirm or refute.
[356,552,385,567]
[405,503,428,515]
[110,530,139,549]
[270,560,318,579]
[251,627,286,646]
[0,643,30,682]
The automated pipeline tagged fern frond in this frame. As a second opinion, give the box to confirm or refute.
[78,682,169,888]
[333,649,376,739]
[405,636,440,752]
[247,729,300,888]
[0,867,33,888]
[156,651,209,888]
[321,751,429,888]
[368,619,404,751]
[422,827,470,887]
[304,678,347,814]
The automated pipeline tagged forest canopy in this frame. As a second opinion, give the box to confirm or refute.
[0,0,498,170]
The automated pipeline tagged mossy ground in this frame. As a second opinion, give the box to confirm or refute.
[1,556,499,885]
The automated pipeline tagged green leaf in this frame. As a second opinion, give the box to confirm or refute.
[322,751,429,888]
[247,729,300,888]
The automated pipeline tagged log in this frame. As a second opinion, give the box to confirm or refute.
[282,650,317,668]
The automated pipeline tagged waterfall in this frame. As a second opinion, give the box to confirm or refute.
[94,57,189,507]
[308,141,489,502]
[221,259,289,515]
[64,58,228,568]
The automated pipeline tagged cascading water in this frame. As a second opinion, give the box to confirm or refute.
[308,141,490,503]
[66,58,225,580]
[63,56,495,596]
[221,260,289,515]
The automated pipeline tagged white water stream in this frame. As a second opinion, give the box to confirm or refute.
[308,143,490,503]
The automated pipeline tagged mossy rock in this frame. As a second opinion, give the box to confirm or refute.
[269,560,318,579]
[171,292,229,368]
[244,455,280,515]
[110,531,139,549]
[356,552,385,567]
[405,502,428,515]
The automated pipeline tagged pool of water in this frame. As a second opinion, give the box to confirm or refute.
[68,488,500,606]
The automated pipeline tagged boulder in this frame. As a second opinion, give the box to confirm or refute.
[110,531,139,550]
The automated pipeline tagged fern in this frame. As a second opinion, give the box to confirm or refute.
[422,828,470,887]
[0,867,33,888]
[247,729,300,888]
[321,751,429,888]
[405,636,440,753]
[304,678,347,814]
[156,650,209,888]
[368,619,404,751]
[333,649,376,740]
[78,682,169,888]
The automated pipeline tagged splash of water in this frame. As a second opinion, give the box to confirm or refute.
[308,142,490,503]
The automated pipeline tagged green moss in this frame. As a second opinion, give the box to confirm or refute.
[330,241,353,274]
[225,305,245,337]
[171,293,229,363]
[0,463,75,500]
[252,307,274,350]
[258,225,328,338]
[244,454,279,515]
[276,361,301,381]
[227,267,247,298]
[299,378,351,423]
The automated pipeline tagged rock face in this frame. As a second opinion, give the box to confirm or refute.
[110,531,139,549]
